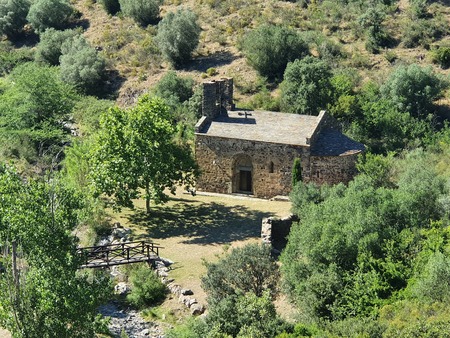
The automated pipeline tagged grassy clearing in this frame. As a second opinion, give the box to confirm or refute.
[109,188,291,305]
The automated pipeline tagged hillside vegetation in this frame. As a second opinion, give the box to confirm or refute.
[1,0,450,336]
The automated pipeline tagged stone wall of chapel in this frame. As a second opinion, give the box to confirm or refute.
[309,153,360,185]
[195,135,310,198]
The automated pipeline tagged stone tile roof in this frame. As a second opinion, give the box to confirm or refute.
[311,130,365,156]
[196,110,320,146]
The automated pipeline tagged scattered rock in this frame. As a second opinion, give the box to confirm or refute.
[181,289,193,296]
[114,282,130,296]
[190,303,205,316]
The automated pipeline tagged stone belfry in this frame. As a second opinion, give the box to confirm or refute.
[202,78,234,120]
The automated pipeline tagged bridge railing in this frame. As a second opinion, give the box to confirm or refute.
[77,241,163,268]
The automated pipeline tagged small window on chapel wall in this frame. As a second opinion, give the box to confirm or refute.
[268,161,274,173]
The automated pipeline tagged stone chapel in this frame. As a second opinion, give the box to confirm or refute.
[194,78,365,199]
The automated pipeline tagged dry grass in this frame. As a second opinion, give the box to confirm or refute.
[109,188,291,307]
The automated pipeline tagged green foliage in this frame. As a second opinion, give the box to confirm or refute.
[0,0,30,39]
[119,0,159,26]
[60,35,106,94]
[411,251,450,303]
[292,158,302,187]
[72,96,114,136]
[0,62,76,162]
[126,264,167,308]
[27,0,74,33]
[155,8,201,68]
[205,292,291,338]
[280,56,332,115]
[401,17,448,49]
[358,6,391,53]
[99,0,120,15]
[35,28,80,66]
[381,64,446,117]
[154,71,195,104]
[241,24,308,81]
[282,154,446,319]
[0,165,110,337]
[356,152,395,188]
[430,45,450,69]
[90,95,198,213]
[0,41,33,75]
[202,243,279,306]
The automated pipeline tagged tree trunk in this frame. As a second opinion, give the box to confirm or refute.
[145,181,151,214]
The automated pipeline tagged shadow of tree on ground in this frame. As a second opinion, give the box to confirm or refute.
[127,197,275,245]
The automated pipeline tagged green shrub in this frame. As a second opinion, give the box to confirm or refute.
[0,0,30,39]
[241,24,308,81]
[118,0,160,26]
[154,71,194,104]
[35,28,80,65]
[60,35,106,94]
[380,64,447,117]
[430,46,450,69]
[202,243,279,306]
[27,0,74,33]
[280,56,332,115]
[155,8,200,68]
[0,41,33,75]
[99,0,120,15]
[126,264,167,308]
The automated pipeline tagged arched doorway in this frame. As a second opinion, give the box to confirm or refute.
[232,154,253,194]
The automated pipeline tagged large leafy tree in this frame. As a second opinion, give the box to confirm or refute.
[155,8,201,68]
[90,95,198,213]
[0,165,109,337]
[241,24,308,81]
[280,56,333,115]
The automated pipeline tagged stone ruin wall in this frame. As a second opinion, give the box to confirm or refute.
[195,135,311,199]
[261,215,299,250]
[309,152,360,185]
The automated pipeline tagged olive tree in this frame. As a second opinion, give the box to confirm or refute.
[0,0,30,39]
[35,28,80,65]
[155,8,201,68]
[59,35,106,94]
[27,0,73,33]
[241,24,308,81]
[119,0,159,26]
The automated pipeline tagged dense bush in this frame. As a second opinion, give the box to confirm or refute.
[35,28,80,65]
[202,243,279,305]
[0,41,33,75]
[155,8,200,68]
[99,0,120,15]
[380,64,447,117]
[282,151,446,320]
[154,71,194,104]
[430,45,450,69]
[241,24,308,81]
[358,6,392,53]
[280,56,332,115]
[118,0,160,26]
[60,35,106,94]
[27,0,74,33]
[0,0,30,39]
[126,264,167,308]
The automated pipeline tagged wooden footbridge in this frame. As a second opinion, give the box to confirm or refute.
[77,241,162,269]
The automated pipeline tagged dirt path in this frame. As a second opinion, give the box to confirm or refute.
[113,189,292,306]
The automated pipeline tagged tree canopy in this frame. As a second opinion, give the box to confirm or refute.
[0,165,109,337]
[155,8,201,68]
[90,95,198,213]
